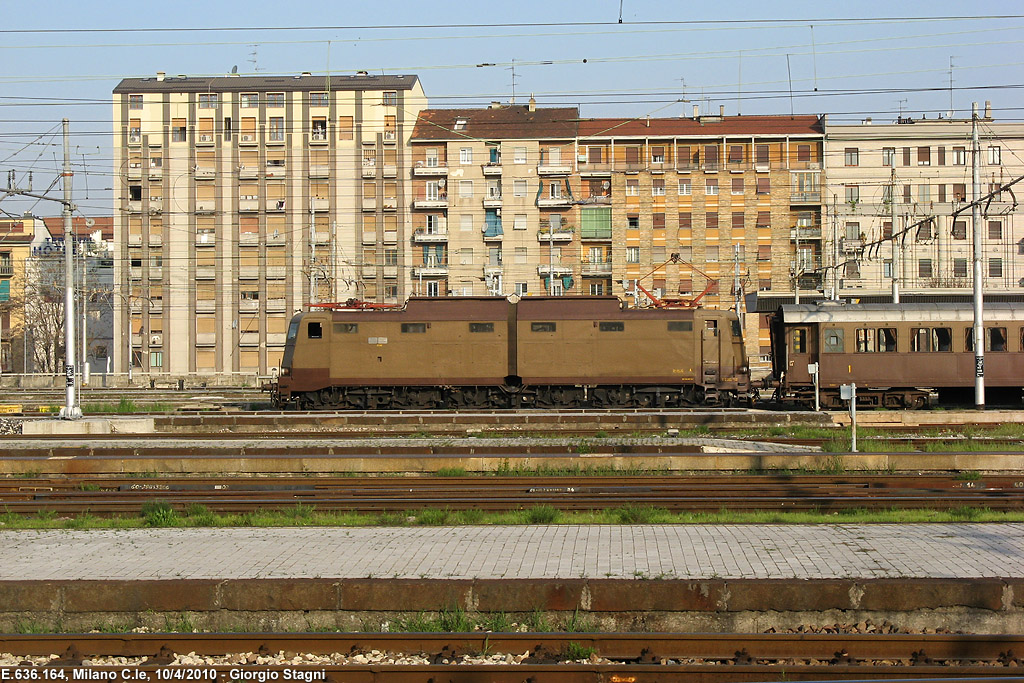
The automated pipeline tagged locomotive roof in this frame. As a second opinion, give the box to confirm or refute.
[779,302,1024,324]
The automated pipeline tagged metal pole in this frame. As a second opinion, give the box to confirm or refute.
[890,168,899,303]
[548,225,554,295]
[60,118,80,419]
[831,194,839,300]
[793,219,801,305]
[733,243,741,323]
[849,382,857,453]
[81,242,88,389]
[309,206,317,307]
[127,296,133,385]
[971,102,985,409]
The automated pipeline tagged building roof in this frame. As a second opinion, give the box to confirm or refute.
[576,115,824,139]
[0,220,33,245]
[411,106,579,141]
[42,216,114,240]
[114,74,420,94]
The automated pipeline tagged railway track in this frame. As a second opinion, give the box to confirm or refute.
[1,632,1022,680]
[2,474,1022,515]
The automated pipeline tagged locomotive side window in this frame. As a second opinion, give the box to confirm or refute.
[287,319,300,341]
[599,322,624,332]
[667,321,693,332]
[469,322,494,333]
[731,320,741,337]
[792,329,806,354]
[878,328,897,352]
[307,322,322,339]
[856,328,875,352]
[333,323,358,334]
[401,323,427,333]
[531,322,556,332]
[822,328,844,353]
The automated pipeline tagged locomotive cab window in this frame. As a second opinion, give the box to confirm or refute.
[333,323,358,334]
[667,321,693,332]
[401,323,427,333]
[599,321,624,332]
[307,322,322,339]
[822,328,844,353]
[531,322,556,332]
[469,322,494,333]
[287,319,300,341]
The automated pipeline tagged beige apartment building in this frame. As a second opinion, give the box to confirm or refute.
[824,107,1024,297]
[112,72,427,377]
[410,104,825,357]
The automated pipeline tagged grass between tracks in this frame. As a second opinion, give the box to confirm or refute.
[0,502,1021,530]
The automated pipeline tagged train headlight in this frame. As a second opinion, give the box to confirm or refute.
[739,365,750,374]
[281,367,290,376]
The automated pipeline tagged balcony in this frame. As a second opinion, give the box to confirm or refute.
[195,332,216,345]
[131,333,142,346]
[538,162,572,176]
[538,195,572,208]
[129,267,142,280]
[313,230,330,244]
[239,133,258,146]
[197,133,216,146]
[537,227,574,242]
[790,227,822,241]
[148,299,163,313]
[195,301,215,315]
[382,165,397,178]
[362,197,377,211]
[128,234,142,246]
[239,267,259,280]
[576,194,611,206]
[126,200,142,213]
[267,333,287,346]
[196,232,216,246]
[148,167,163,181]
[581,228,612,241]
[238,198,259,212]
[413,265,448,277]
[267,199,287,212]
[413,164,447,176]
[266,298,286,313]
[309,131,329,145]
[578,162,611,176]
[841,237,864,253]
[239,232,259,245]
[482,164,502,176]
[537,265,573,277]
[309,165,329,178]
[128,132,141,146]
[581,260,613,276]
[413,228,448,242]
[267,231,286,246]
[414,196,448,209]
[148,234,163,247]
[482,192,502,208]
[195,166,215,180]
[362,264,377,278]
[310,198,329,212]
[266,165,286,179]
[382,231,398,244]
[382,197,398,211]
[362,162,377,178]
[239,332,260,346]
[127,164,142,180]
[0,265,13,277]
[383,265,398,278]
[266,266,286,279]
[195,200,216,213]
[484,265,503,277]
[195,266,216,279]
[238,165,259,180]
[239,299,259,312]
[362,231,376,244]
[148,267,163,280]
[790,191,822,204]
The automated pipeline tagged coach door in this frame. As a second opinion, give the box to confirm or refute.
[786,325,815,384]
[701,318,721,388]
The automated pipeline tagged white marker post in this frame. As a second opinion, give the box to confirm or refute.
[840,383,857,453]
[808,362,819,412]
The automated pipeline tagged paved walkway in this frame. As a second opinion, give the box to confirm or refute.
[2,524,1023,581]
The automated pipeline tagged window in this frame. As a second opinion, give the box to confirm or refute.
[514,147,526,164]
[334,323,358,334]
[382,91,397,106]
[311,116,327,140]
[938,184,946,202]
[988,146,1001,165]
[198,93,218,108]
[599,321,625,332]
[307,322,322,339]
[756,177,770,195]
[548,182,562,199]
[844,148,859,166]
[878,328,897,352]
[791,329,806,353]
[882,147,895,166]
[269,117,284,141]
[988,221,1002,240]
[902,147,911,166]
[266,93,284,107]
[515,282,528,295]
[678,180,691,195]
[460,147,472,165]
[706,246,719,262]
[754,144,769,166]
[728,145,744,164]
[844,261,861,279]
[953,184,967,202]
[128,94,143,109]
[171,118,186,142]
[514,247,527,264]
[310,92,329,107]
[589,283,604,295]
[651,146,665,163]
[969,327,1008,352]
[679,212,692,229]
[953,258,968,278]
[912,327,952,352]
[514,214,527,231]
[626,246,640,263]
[401,323,427,333]
[627,215,640,230]
[531,322,556,332]
[513,179,527,197]
[338,116,353,140]
[917,146,930,165]
[855,328,875,353]
[731,178,744,195]
[989,257,1003,278]
[843,185,858,204]
[459,180,473,198]
[732,212,744,230]
[625,179,638,196]
[918,259,933,278]
[952,220,967,239]
[705,179,718,196]
[470,322,494,333]
[953,146,967,165]
[823,328,844,353]
[241,93,259,108]
[454,119,467,131]
[797,145,810,162]
[706,212,719,229]
[652,179,665,196]
[917,184,930,203]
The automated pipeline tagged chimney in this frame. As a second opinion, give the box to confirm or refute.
[490,101,502,109]
[301,72,312,77]
[156,71,166,82]
[985,100,992,119]
[862,117,872,125]
[692,104,699,118]
[528,95,536,112]
[719,105,725,117]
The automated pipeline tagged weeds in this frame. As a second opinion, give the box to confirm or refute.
[564,642,596,661]
[140,501,178,527]
[414,508,454,525]
[162,613,196,633]
[436,467,468,477]
[523,505,560,524]
[614,505,668,524]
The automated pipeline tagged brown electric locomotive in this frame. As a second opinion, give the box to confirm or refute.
[271,296,752,409]
[767,301,1024,408]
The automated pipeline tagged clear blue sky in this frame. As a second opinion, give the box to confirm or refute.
[2,1,1022,218]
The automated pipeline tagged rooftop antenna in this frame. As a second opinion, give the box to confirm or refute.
[737,52,742,115]
[898,98,908,120]
[679,77,689,116]
[618,0,624,23]
[248,44,261,73]
[507,58,517,104]
[785,54,794,116]
[810,25,818,91]
[948,56,956,118]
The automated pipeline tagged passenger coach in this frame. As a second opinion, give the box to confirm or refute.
[768,302,1024,408]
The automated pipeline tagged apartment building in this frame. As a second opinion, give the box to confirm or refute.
[0,216,36,372]
[112,72,427,377]
[411,105,825,356]
[824,107,1024,297]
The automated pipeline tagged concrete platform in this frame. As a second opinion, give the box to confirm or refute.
[2,524,1022,633]
[21,417,155,435]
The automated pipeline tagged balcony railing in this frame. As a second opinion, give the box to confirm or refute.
[537,162,572,175]
[790,191,821,204]
[413,194,448,209]
[413,228,448,242]
[482,163,502,176]
[581,260,612,276]
[790,226,822,240]
[0,265,13,277]
[578,162,611,175]
[537,227,574,242]
[412,164,447,176]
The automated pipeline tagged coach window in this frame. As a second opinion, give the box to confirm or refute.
[469,322,494,333]
[823,328,844,353]
[531,322,556,332]
[792,328,806,354]
[333,323,358,334]
[911,328,931,352]
[856,328,875,352]
[599,322,624,332]
[667,321,693,332]
[934,328,952,352]
[1020,327,1024,351]
[307,322,322,339]
[989,327,1007,352]
[877,328,897,352]
[401,323,427,333]
[911,327,953,352]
